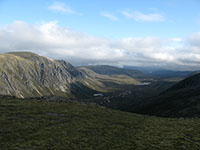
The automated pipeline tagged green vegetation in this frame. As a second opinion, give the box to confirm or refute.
[2,52,200,149]
[80,65,145,79]
[136,73,200,117]
[0,97,200,150]
[77,66,141,93]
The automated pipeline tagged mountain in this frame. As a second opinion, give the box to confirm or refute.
[82,65,145,79]
[124,65,163,74]
[77,66,143,91]
[0,52,142,98]
[166,73,200,91]
[1,96,200,150]
[0,52,85,98]
[149,70,194,79]
[136,73,200,117]
[124,66,194,79]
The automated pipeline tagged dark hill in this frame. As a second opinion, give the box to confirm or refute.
[167,73,200,92]
[150,70,193,79]
[136,73,200,117]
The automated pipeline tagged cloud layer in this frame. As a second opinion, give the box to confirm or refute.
[0,21,200,70]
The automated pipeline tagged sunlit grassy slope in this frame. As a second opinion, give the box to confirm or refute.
[0,96,200,150]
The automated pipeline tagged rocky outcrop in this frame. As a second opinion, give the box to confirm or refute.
[0,52,85,98]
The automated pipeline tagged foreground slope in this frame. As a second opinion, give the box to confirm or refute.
[137,73,200,117]
[0,96,200,150]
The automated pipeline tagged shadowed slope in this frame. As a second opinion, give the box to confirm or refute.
[136,73,200,117]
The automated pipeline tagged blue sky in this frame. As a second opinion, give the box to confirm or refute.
[0,0,200,70]
[1,0,199,38]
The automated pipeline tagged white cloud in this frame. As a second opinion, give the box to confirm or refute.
[48,2,81,15]
[100,12,119,21]
[0,21,200,70]
[171,38,183,42]
[153,53,174,61]
[121,10,164,22]
[119,37,163,52]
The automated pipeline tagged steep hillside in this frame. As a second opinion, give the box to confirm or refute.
[1,96,200,150]
[136,73,200,117]
[166,73,200,91]
[0,52,141,98]
[0,52,85,98]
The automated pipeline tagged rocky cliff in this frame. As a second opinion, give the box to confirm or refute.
[0,52,84,98]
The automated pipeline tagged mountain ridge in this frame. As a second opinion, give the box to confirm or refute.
[0,52,84,98]
[0,51,142,98]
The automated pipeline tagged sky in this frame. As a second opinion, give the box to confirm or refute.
[0,0,200,70]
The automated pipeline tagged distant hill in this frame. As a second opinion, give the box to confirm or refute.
[149,70,194,79]
[136,73,200,117]
[82,65,145,78]
[123,66,163,74]
[0,52,141,98]
[123,66,194,79]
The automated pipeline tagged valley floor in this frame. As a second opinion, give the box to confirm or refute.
[0,97,200,150]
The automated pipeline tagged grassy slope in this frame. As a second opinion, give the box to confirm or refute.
[0,97,200,150]
[78,67,140,92]
[82,65,144,78]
